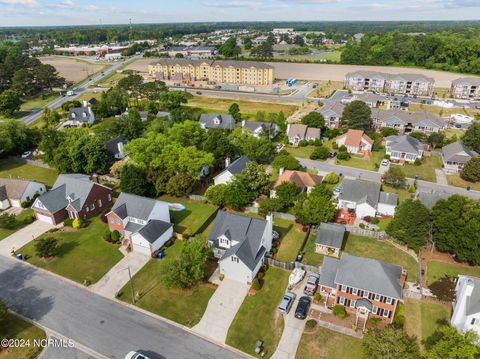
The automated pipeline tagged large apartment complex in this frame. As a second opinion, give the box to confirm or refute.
[344,70,435,96]
[148,59,274,85]
[450,77,480,100]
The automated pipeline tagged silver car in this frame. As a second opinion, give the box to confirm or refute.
[278,292,297,314]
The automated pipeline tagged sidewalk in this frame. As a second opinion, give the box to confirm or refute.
[435,169,448,185]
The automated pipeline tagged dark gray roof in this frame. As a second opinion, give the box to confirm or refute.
[225,156,250,175]
[442,141,478,164]
[105,136,126,156]
[209,210,267,271]
[0,185,7,201]
[111,192,162,221]
[452,77,480,87]
[355,298,373,311]
[372,109,445,129]
[379,192,398,206]
[417,191,450,210]
[386,135,423,155]
[68,107,95,123]
[315,223,345,249]
[339,179,381,208]
[319,256,340,288]
[334,253,403,299]
[125,222,143,233]
[318,102,345,118]
[138,220,173,243]
[199,114,235,130]
[242,120,279,134]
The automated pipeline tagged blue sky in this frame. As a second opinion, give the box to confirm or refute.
[0,0,479,27]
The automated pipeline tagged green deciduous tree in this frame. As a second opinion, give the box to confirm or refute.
[461,157,480,182]
[117,108,144,141]
[219,37,241,58]
[310,145,329,160]
[341,100,372,131]
[363,327,420,359]
[462,122,480,153]
[238,162,271,196]
[292,193,336,226]
[0,89,21,116]
[120,163,153,197]
[301,111,325,130]
[205,184,228,207]
[223,177,256,210]
[424,326,480,359]
[229,128,275,163]
[382,166,406,188]
[228,103,241,122]
[272,151,300,170]
[159,91,193,110]
[35,237,59,258]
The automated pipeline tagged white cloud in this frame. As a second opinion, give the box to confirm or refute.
[0,0,36,5]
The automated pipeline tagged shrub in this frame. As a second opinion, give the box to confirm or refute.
[21,201,29,208]
[363,216,372,223]
[370,217,380,224]
[103,228,112,242]
[111,230,121,243]
[298,139,308,147]
[313,292,322,302]
[323,172,340,184]
[0,213,17,229]
[310,145,329,160]
[338,145,347,152]
[257,272,265,280]
[72,218,82,229]
[359,223,365,229]
[384,154,390,160]
[336,151,351,161]
[63,218,73,227]
[414,158,422,166]
[408,183,416,193]
[393,303,405,328]
[333,305,347,318]
[251,278,262,291]
[34,237,59,258]
[306,319,317,329]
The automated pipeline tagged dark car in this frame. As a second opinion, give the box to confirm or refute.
[295,296,311,320]
[328,152,337,158]
[196,91,202,95]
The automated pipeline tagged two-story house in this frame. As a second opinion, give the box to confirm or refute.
[241,120,279,139]
[335,129,373,154]
[319,254,405,330]
[372,109,446,134]
[318,102,345,129]
[106,192,173,256]
[208,210,273,284]
[451,275,480,338]
[199,113,235,131]
[32,174,113,225]
[385,135,424,164]
[68,103,96,126]
[286,124,321,145]
[213,156,250,185]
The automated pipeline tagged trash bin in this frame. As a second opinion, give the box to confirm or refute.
[16,254,23,260]
[157,251,165,259]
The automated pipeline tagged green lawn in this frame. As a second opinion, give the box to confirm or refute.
[0,313,46,359]
[296,326,364,359]
[90,117,118,137]
[227,267,289,358]
[302,233,324,267]
[274,218,305,263]
[19,217,124,285]
[284,145,316,159]
[343,234,419,282]
[447,175,480,191]
[404,299,450,346]
[337,150,385,171]
[118,240,215,327]
[0,159,58,187]
[0,209,35,241]
[376,217,392,232]
[401,156,442,182]
[427,260,480,286]
[307,80,344,98]
[159,195,217,236]
[382,184,413,204]
[20,93,60,111]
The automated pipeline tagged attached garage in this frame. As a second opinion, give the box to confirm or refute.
[131,220,173,256]
[36,213,54,224]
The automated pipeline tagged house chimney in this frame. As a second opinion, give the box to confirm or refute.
[225,157,231,168]
[265,212,274,252]
[279,167,285,175]
[241,120,246,127]
[466,279,475,297]
[91,174,100,184]
[82,100,88,108]
[117,141,125,157]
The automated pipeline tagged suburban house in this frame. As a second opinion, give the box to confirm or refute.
[372,109,446,134]
[318,102,345,128]
[451,275,480,338]
[213,156,250,185]
[286,124,321,145]
[450,77,480,100]
[336,179,398,220]
[271,169,323,197]
[156,111,171,120]
[105,136,127,160]
[208,210,273,284]
[441,141,478,174]
[319,253,405,329]
[68,105,95,126]
[106,193,173,256]
[385,135,424,163]
[0,179,46,210]
[32,174,113,225]
[335,129,373,154]
[417,191,450,210]
[241,120,279,139]
[199,113,235,131]
[315,223,346,258]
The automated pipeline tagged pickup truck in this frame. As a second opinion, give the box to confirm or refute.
[303,273,320,296]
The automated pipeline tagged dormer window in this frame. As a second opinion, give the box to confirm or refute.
[231,256,239,263]
[214,117,222,125]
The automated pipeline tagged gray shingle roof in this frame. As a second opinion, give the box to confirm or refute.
[318,102,345,118]
[319,256,340,288]
[452,77,480,87]
[339,179,381,208]
[105,136,126,157]
[379,192,398,206]
[68,107,95,123]
[417,191,450,210]
[225,156,250,175]
[111,192,162,221]
[242,120,279,134]
[138,220,173,243]
[199,114,235,130]
[209,210,267,271]
[372,109,445,129]
[442,141,478,164]
[385,135,423,155]
[0,178,40,201]
[315,223,346,249]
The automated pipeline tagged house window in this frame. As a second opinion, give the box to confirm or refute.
[352,288,358,296]
[340,285,347,292]
[98,199,102,208]
[471,318,476,325]
[363,291,369,298]
[231,256,239,263]
[90,203,95,211]
[383,310,390,318]
[374,293,381,302]
[108,194,112,201]
[372,306,378,314]
[338,296,345,305]
[386,297,393,305]
[350,300,356,308]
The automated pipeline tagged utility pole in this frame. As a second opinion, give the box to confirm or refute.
[119,266,136,303]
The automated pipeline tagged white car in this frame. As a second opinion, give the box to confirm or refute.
[125,352,151,359]
[381,159,390,166]
[21,151,32,158]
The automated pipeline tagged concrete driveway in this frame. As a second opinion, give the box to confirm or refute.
[90,251,149,298]
[193,278,249,343]
[271,276,308,359]
[0,220,55,257]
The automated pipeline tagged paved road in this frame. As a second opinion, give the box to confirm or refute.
[298,157,480,199]
[0,256,244,359]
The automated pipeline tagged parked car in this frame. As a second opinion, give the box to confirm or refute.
[125,351,151,359]
[278,292,297,315]
[304,273,320,296]
[333,185,342,195]
[196,91,202,95]
[21,151,32,159]
[328,152,337,158]
[275,143,285,152]
[295,296,311,319]
[381,159,389,166]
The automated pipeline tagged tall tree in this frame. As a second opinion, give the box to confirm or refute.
[0,89,21,116]
[363,327,420,359]
[219,37,241,58]
[382,166,406,188]
[462,122,480,153]
[341,100,372,131]
[292,193,336,226]
[301,111,325,130]
[461,157,480,182]
[424,326,480,359]
[228,103,241,122]
[117,109,144,141]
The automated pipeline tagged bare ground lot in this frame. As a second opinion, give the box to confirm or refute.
[39,56,106,83]
[125,57,154,72]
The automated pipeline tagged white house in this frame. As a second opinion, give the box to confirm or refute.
[337,179,397,219]
[335,129,373,154]
[106,193,173,256]
[213,156,250,185]
[241,120,279,139]
[0,179,46,210]
[208,210,273,284]
[452,275,480,339]
[385,135,424,163]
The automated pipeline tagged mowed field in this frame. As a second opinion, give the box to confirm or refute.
[39,56,105,83]
[125,58,154,72]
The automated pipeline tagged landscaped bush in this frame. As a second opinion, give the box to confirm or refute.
[323,172,340,184]
[414,158,422,166]
[103,228,112,242]
[0,213,17,229]
[298,140,308,147]
[338,145,347,152]
[336,151,351,161]
[370,217,380,224]
[306,319,317,329]
[408,183,416,193]
[63,218,73,227]
[333,305,347,318]
[310,145,329,160]
[111,230,121,244]
[393,302,405,328]
[251,278,262,291]
[359,223,365,229]
[313,292,322,302]
[429,276,456,302]
[72,218,82,229]
[34,237,59,258]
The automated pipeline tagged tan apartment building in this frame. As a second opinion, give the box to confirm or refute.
[148,59,274,85]
[450,77,480,100]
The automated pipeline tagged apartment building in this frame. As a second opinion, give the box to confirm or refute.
[450,77,480,100]
[372,109,446,134]
[344,70,435,96]
[148,59,274,86]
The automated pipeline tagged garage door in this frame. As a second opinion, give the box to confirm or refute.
[132,241,151,256]
[36,213,54,224]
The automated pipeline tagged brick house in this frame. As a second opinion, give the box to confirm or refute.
[319,254,405,330]
[32,174,113,225]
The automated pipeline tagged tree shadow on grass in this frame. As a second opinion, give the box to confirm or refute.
[55,240,79,259]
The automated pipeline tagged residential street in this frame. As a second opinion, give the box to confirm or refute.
[0,256,245,359]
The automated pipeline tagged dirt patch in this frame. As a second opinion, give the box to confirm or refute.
[39,56,105,83]
[125,58,156,73]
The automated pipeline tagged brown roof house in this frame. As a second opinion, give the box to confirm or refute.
[335,129,373,154]
[0,178,46,210]
[32,174,113,225]
[286,124,321,146]
[270,169,323,197]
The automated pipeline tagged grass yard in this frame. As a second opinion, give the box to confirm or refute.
[284,145,316,159]
[0,159,58,187]
[343,234,419,282]
[0,209,35,241]
[90,117,118,137]
[118,240,215,327]
[227,267,289,358]
[186,96,298,118]
[296,326,364,359]
[408,103,480,117]
[0,312,46,359]
[376,217,392,232]
[382,185,413,204]
[274,218,305,263]
[400,155,442,182]
[307,80,344,98]
[159,195,217,236]
[20,93,60,111]
[427,260,480,286]
[337,150,385,171]
[302,233,324,267]
[404,299,450,346]
[446,175,480,191]
[19,217,124,285]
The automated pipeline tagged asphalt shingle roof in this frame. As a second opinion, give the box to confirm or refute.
[339,179,380,208]
[138,220,173,243]
[225,156,250,175]
[417,191,450,210]
[111,192,163,221]
[199,114,235,130]
[315,223,346,249]
[442,141,478,164]
[385,135,423,155]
